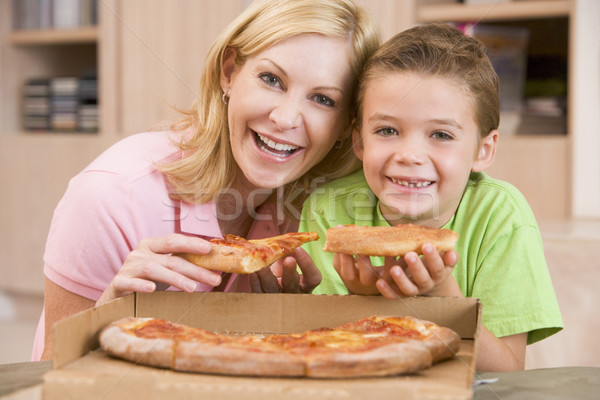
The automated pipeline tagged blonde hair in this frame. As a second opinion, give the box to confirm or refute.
[356,23,499,138]
[160,0,380,209]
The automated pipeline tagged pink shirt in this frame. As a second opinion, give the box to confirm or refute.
[32,131,297,360]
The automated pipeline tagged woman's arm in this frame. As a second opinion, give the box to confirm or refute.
[41,278,96,361]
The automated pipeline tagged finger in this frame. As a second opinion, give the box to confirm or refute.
[339,254,358,281]
[109,276,155,298]
[290,249,321,291]
[421,243,445,278]
[256,267,281,293]
[249,273,263,293]
[389,265,419,296]
[376,279,403,300]
[145,234,212,255]
[128,259,200,292]
[404,252,433,291]
[166,254,222,287]
[443,250,459,268]
[355,255,378,286]
[280,257,301,293]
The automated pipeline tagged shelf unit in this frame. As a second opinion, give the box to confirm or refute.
[417,0,571,22]
[8,26,99,45]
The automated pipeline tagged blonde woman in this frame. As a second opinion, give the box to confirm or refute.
[35,0,380,360]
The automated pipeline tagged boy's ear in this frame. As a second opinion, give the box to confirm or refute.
[220,47,238,93]
[472,130,498,172]
[352,127,364,160]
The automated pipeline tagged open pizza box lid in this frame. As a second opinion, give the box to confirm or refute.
[43,292,482,400]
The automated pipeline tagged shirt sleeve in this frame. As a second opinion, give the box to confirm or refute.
[470,224,563,344]
[43,170,144,301]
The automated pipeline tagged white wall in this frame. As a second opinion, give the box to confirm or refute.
[571,0,600,218]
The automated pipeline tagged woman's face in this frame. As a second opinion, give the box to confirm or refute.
[222,34,355,191]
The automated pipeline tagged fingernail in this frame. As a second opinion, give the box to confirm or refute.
[185,281,197,292]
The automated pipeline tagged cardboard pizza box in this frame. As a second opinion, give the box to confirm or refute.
[43,292,482,400]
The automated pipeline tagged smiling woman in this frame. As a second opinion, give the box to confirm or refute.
[34,0,380,361]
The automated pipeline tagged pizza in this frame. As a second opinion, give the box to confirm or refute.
[99,315,461,378]
[176,231,319,274]
[324,224,458,256]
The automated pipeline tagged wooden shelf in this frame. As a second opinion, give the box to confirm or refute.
[9,26,99,45]
[417,0,571,23]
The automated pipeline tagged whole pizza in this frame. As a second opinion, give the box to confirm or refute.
[99,315,461,378]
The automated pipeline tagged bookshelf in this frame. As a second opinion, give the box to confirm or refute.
[9,26,99,45]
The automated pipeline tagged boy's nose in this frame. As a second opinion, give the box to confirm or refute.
[394,137,425,165]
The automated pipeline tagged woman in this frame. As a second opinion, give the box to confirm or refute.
[34,0,380,360]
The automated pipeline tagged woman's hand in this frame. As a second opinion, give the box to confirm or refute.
[249,248,322,293]
[333,244,459,298]
[96,234,222,306]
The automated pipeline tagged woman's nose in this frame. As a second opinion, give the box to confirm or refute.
[269,97,302,131]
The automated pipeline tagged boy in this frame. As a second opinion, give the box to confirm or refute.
[299,24,563,371]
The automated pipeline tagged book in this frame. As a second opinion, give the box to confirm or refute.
[23,78,51,131]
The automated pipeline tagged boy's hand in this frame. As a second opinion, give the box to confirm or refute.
[332,244,459,298]
[377,244,459,299]
[333,253,383,295]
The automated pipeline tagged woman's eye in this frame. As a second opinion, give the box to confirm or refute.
[313,94,335,107]
[259,73,282,88]
[375,127,397,137]
[432,131,454,141]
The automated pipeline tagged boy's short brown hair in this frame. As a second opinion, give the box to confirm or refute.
[356,23,500,138]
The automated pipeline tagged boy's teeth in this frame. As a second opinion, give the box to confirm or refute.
[257,133,298,152]
[391,178,432,188]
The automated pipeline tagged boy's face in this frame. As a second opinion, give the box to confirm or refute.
[354,72,497,228]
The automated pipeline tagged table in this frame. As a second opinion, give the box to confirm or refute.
[1,361,598,399]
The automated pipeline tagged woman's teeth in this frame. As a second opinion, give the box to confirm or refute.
[390,178,432,188]
[256,133,298,152]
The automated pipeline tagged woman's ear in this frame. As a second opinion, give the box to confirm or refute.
[472,130,498,172]
[220,47,238,93]
[352,127,364,161]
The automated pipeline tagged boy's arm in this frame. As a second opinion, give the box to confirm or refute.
[382,273,526,371]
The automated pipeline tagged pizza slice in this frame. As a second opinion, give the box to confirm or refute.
[176,231,319,274]
[324,224,458,256]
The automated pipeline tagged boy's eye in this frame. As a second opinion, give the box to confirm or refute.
[375,127,398,137]
[259,73,282,88]
[313,94,335,107]
[432,130,454,141]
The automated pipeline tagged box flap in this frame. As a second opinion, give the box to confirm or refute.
[53,294,135,368]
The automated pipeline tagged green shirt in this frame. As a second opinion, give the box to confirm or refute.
[300,169,563,344]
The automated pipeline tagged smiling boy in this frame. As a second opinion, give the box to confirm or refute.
[299,24,563,371]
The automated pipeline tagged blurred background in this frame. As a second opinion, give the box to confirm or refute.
[1,0,599,368]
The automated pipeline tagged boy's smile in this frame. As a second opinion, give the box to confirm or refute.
[354,72,497,228]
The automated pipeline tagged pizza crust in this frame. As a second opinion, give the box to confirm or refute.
[305,342,432,378]
[98,317,174,369]
[175,340,305,376]
[324,224,459,256]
